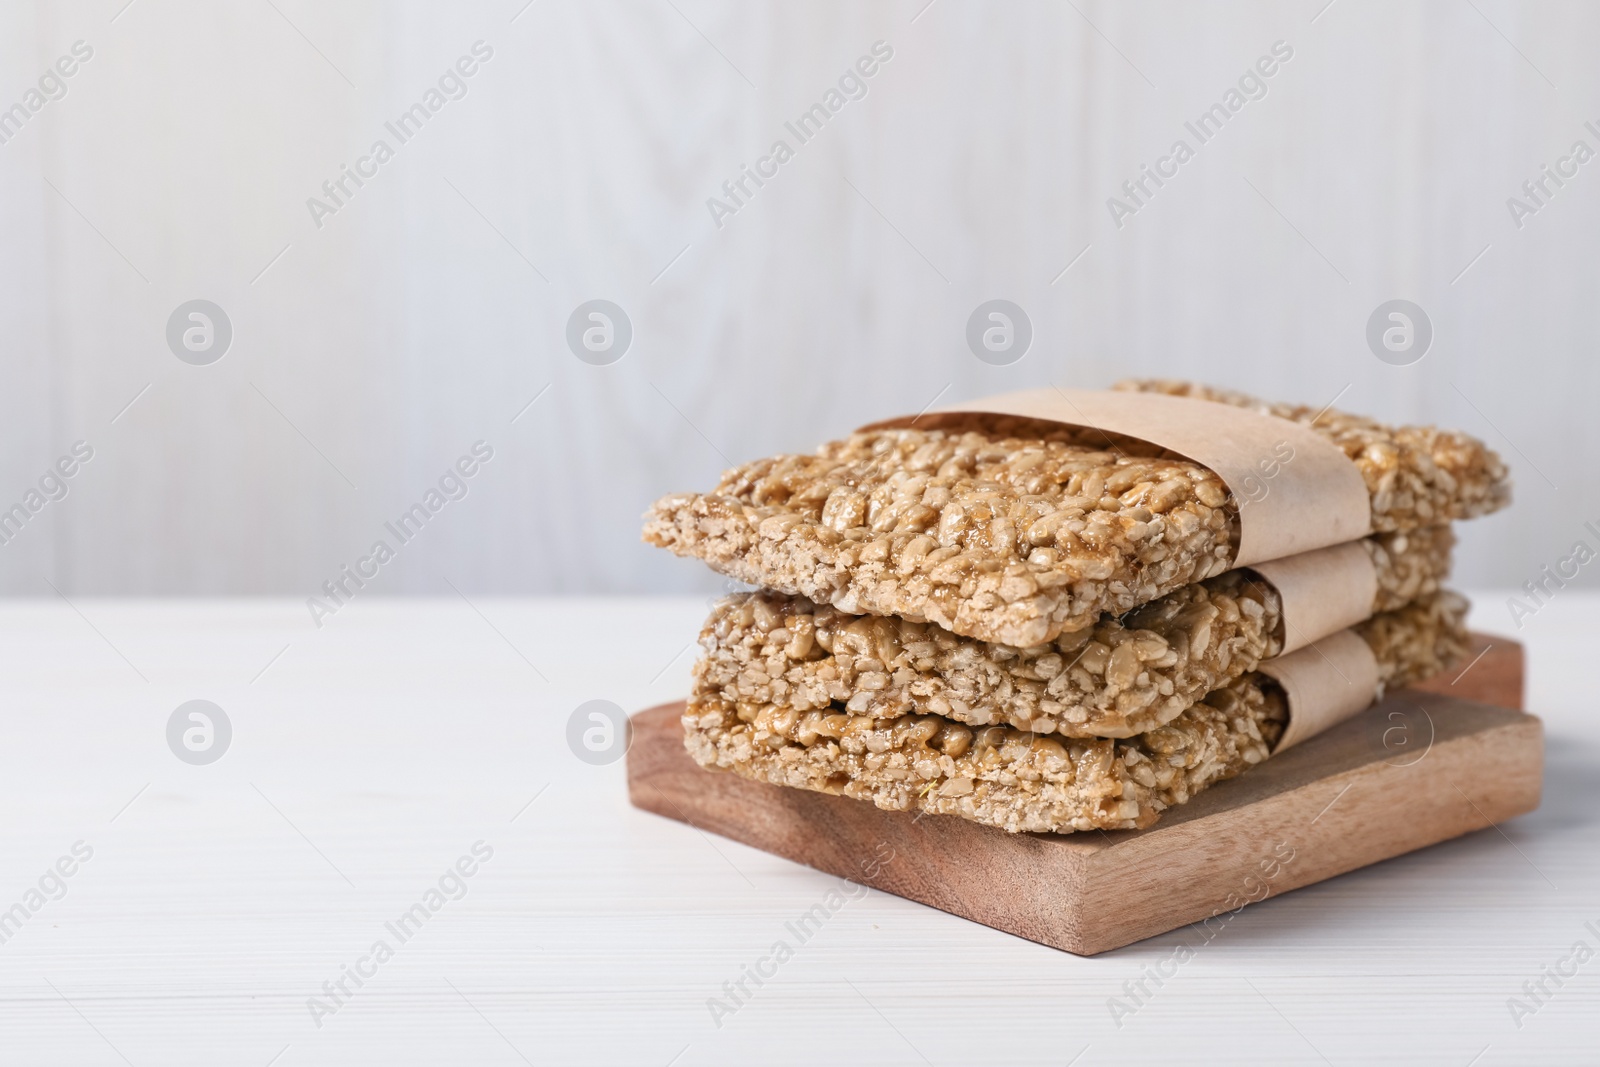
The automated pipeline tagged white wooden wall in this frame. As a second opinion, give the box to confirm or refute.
[1,0,1593,604]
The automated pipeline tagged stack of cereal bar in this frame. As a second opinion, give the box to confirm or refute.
[643,381,1511,833]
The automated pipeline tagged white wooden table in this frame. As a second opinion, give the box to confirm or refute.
[0,592,1594,1065]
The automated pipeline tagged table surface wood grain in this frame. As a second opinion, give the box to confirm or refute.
[0,593,1593,1066]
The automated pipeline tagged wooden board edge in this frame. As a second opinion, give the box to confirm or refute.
[1061,713,1544,954]
[626,704,1098,928]
[627,632,1540,956]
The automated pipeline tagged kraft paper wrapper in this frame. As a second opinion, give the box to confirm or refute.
[1247,541,1380,655]
[1257,630,1381,752]
[865,388,1373,565]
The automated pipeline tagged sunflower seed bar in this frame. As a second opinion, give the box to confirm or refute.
[684,592,1468,834]
[1369,523,1454,612]
[684,678,1284,833]
[643,400,1503,646]
[1355,589,1471,694]
[695,533,1453,741]
[645,429,1230,647]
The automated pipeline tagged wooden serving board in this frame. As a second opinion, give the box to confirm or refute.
[627,634,1539,955]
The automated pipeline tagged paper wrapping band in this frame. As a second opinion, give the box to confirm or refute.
[862,388,1373,565]
[1246,541,1380,655]
[1256,630,1381,752]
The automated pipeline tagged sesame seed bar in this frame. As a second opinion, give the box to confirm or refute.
[642,402,1504,647]
[693,528,1454,740]
[683,592,1469,834]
